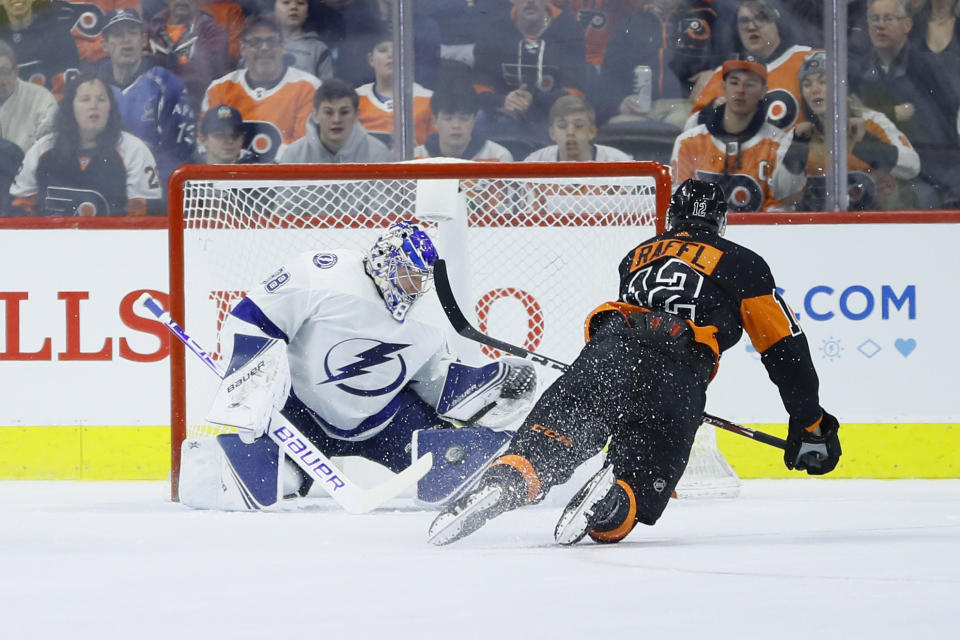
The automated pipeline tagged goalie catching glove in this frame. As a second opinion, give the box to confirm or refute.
[207,334,292,444]
[436,357,538,429]
[785,409,841,475]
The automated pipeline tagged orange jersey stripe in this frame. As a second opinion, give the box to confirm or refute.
[740,293,795,353]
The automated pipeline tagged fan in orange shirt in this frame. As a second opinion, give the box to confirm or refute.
[202,15,321,160]
[355,31,434,147]
[686,0,812,132]
[671,58,803,212]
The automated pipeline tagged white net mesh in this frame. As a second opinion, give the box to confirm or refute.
[171,163,737,499]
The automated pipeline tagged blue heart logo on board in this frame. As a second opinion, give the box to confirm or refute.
[894,338,916,357]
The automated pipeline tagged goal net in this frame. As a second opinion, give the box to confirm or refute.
[167,161,738,501]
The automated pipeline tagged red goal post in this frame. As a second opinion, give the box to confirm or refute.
[166,161,681,501]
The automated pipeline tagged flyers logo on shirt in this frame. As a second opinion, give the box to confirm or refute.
[576,9,607,30]
[242,121,283,163]
[763,88,799,130]
[63,3,106,37]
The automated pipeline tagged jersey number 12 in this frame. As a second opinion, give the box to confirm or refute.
[625,258,705,322]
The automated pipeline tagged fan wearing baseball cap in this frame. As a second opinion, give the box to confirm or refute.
[84,8,197,190]
[198,104,258,164]
[671,55,804,212]
[685,0,814,132]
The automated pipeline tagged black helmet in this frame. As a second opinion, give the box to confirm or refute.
[666,179,728,235]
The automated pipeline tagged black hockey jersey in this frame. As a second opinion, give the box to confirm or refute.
[586,227,821,424]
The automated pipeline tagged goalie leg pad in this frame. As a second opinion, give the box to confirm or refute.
[217,434,284,509]
[412,427,513,506]
[179,435,304,511]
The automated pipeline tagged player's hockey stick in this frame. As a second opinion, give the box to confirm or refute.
[138,293,433,513]
[432,260,787,450]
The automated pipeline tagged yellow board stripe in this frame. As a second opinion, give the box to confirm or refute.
[718,423,960,479]
[0,424,957,480]
[0,427,170,480]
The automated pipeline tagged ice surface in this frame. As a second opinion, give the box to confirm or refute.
[2,480,957,639]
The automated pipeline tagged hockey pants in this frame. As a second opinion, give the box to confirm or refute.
[504,311,714,525]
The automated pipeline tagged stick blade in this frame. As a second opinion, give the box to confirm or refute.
[355,452,434,513]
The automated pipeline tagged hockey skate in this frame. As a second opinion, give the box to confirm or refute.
[554,464,622,545]
[427,466,527,546]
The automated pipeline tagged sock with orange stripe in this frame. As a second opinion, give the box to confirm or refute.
[488,454,542,505]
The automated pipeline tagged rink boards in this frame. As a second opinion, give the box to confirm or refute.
[0,222,958,479]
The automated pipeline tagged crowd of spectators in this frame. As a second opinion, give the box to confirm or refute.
[2,0,959,216]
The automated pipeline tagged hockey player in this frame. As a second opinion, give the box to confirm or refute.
[428,179,842,546]
[180,221,539,511]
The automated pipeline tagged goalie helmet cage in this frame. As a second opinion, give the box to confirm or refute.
[167,160,737,502]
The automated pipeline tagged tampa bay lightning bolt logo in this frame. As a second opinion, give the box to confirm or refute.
[320,338,410,396]
[313,253,338,269]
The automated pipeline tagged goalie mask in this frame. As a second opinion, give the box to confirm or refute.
[365,220,439,321]
[666,179,728,236]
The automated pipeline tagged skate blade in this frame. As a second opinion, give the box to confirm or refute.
[427,485,503,546]
[554,465,617,545]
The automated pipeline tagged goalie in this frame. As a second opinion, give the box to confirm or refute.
[180,221,537,510]
[428,179,843,545]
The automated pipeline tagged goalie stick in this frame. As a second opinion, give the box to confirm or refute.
[138,293,433,513]
[432,260,787,451]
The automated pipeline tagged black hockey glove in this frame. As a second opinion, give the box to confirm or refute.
[784,410,841,475]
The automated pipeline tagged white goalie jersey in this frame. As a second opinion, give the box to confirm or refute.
[223,248,460,441]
